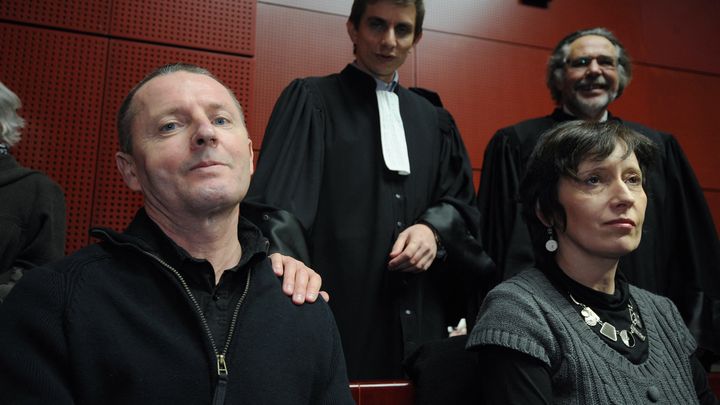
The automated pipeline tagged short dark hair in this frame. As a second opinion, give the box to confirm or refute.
[116,63,243,154]
[546,27,633,104]
[520,120,657,258]
[348,0,425,38]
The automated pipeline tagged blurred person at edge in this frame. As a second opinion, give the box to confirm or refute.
[0,81,66,303]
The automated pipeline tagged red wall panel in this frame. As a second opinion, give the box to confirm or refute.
[416,31,554,169]
[0,0,112,34]
[92,40,255,233]
[0,23,108,253]
[420,0,720,76]
[636,0,720,73]
[613,66,720,190]
[260,0,351,16]
[110,0,256,56]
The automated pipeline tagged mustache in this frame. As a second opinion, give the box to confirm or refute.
[574,77,608,90]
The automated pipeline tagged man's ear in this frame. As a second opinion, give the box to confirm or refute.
[413,31,423,46]
[346,19,358,44]
[247,138,254,176]
[115,151,141,192]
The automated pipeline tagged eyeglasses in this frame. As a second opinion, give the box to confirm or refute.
[565,55,617,70]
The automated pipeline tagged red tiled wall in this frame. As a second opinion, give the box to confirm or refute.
[1,0,718,251]
[1,0,256,253]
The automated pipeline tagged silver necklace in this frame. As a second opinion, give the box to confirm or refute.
[569,293,646,347]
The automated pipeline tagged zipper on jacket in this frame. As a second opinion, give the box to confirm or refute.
[93,231,251,405]
[213,354,229,405]
[140,247,251,405]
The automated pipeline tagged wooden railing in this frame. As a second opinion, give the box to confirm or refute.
[350,373,720,404]
[349,380,414,405]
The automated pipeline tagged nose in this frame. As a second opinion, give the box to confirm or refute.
[192,120,218,148]
[610,179,636,209]
[381,28,397,48]
[586,58,602,75]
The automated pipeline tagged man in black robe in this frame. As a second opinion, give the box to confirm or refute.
[245,0,490,379]
[477,27,720,363]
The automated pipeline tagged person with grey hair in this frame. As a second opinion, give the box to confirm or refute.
[476,27,720,366]
[0,65,354,404]
[468,120,718,404]
[0,81,66,303]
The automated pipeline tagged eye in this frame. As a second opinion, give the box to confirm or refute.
[368,19,384,31]
[597,56,617,67]
[160,122,177,132]
[395,24,412,37]
[213,116,229,126]
[626,174,643,185]
[584,175,601,186]
[569,57,591,68]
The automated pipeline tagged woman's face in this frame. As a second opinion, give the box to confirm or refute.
[554,142,647,261]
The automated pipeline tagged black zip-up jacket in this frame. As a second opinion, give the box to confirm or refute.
[0,209,353,404]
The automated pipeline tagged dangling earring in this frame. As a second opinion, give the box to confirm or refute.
[545,227,558,252]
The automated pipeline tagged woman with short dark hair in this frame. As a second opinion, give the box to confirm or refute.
[467,120,718,404]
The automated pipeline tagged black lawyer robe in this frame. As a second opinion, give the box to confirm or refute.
[476,108,720,356]
[244,65,492,379]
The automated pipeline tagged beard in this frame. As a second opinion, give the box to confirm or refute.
[565,76,618,120]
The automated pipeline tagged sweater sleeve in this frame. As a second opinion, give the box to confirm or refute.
[467,275,560,368]
[316,301,355,404]
[0,265,74,403]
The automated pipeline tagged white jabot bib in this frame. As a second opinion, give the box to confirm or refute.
[376,90,410,175]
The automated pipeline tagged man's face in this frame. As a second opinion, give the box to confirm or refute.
[559,35,620,120]
[116,72,253,218]
[347,1,421,83]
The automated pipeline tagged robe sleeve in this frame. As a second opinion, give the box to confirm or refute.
[244,79,326,262]
[476,127,535,281]
[416,107,493,273]
[414,107,496,325]
[659,135,720,353]
[661,135,720,296]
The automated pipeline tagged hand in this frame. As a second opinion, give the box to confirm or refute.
[269,253,329,304]
[387,223,437,273]
[447,318,467,337]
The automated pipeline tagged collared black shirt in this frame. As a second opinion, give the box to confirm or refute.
[140,211,269,350]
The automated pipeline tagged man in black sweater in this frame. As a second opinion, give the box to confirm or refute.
[0,63,354,404]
